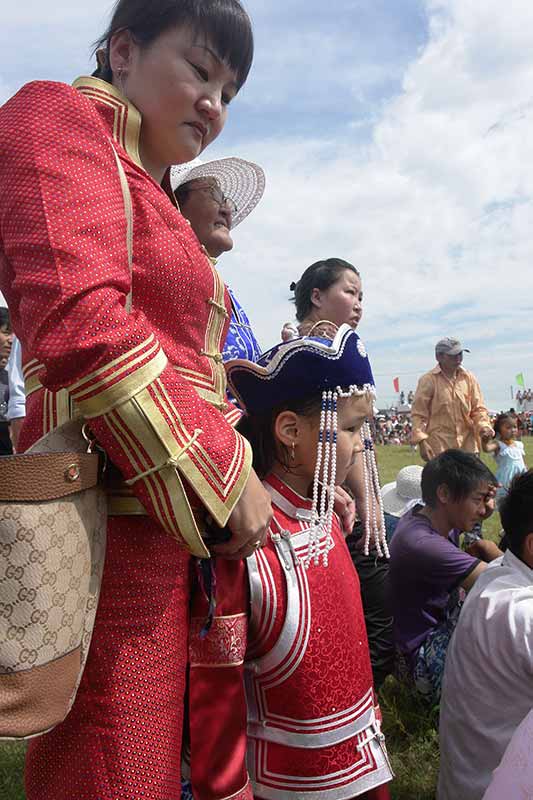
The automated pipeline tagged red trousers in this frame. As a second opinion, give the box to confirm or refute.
[25,517,190,800]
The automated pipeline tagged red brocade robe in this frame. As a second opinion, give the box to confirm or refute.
[0,77,250,800]
[189,474,393,800]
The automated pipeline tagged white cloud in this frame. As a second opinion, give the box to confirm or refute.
[2,0,532,410]
[211,0,533,409]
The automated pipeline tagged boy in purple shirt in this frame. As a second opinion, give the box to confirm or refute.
[389,449,501,703]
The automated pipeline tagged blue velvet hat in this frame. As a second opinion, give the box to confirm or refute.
[226,324,375,415]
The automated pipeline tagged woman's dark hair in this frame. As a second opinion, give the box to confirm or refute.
[93,0,254,89]
[421,449,496,508]
[0,307,10,332]
[499,470,533,559]
[291,258,360,322]
[174,176,215,208]
[237,395,322,479]
[174,181,192,209]
[494,413,515,438]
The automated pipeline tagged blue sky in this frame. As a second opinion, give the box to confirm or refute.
[1,0,533,410]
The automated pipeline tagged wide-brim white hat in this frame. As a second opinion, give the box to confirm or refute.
[381,465,423,517]
[170,157,265,228]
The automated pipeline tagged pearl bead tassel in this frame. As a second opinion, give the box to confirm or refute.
[305,385,388,568]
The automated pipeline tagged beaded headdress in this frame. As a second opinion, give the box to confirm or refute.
[226,324,388,566]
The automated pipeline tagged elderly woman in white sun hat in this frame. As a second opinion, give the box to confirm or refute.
[171,156,265,364]
[171,157,265,800]
[381,465,424,518]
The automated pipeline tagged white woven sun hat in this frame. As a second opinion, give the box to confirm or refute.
[381,465,423,517]
[170,157,266,228]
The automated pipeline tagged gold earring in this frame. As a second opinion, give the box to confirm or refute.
[117,65,127,93]
[291,442,296,461]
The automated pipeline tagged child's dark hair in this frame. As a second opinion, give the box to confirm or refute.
[290,258,360,322]
[92,0,254,90]
[494,413,515,438]
[421,449,496,508]
[0,307,10,331]
[237,395,322,478]
[499,470,533,559]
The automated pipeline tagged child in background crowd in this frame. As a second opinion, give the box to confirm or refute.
[187,325,392,800]
[483,413,528,506]
[389,450,501,704]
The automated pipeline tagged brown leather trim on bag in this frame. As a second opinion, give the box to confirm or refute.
[0,648,81,739]
[0,453,100,502]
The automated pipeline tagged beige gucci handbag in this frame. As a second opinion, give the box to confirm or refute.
[0,420,107,738]
[0,147,132,740]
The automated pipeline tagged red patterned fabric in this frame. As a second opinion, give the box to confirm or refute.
[0,77,251,800]
[188,475,393,800]
[0,78,251,554]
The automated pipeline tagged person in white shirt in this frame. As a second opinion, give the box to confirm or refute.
[438,470,533,800]
[482,708,533,799]
[6,336,25,451]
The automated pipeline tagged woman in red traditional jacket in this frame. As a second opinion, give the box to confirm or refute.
[0,1,272,798]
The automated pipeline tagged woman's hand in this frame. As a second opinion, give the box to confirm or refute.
[211,468,273,560]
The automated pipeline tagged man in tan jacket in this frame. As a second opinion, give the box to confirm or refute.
[410,338,494,462]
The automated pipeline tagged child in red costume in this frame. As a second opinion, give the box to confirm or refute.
[188,325,393,800]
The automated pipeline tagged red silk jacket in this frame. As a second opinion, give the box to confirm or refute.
[0,77,251,556]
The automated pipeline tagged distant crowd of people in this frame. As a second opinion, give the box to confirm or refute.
[374,414,414,446]
[516,388,533,405]
[374,408,533,449]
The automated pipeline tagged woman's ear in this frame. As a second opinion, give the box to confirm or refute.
[310,287,322,310]
[274,410,299,448]
[108,29,135,76]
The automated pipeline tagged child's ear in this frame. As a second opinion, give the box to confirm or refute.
[274,410,299,448]
[436,483,451,505]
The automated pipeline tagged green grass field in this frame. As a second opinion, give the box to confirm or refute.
[2,440,531,800]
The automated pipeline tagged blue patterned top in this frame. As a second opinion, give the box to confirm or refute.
[222,286,262,363]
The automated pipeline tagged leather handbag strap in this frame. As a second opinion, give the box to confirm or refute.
[0,452,100,502]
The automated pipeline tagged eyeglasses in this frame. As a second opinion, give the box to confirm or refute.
[187,185,238,214]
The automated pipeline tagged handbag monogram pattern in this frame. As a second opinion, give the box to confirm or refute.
[0,420,107,739]
[0,485,106,673]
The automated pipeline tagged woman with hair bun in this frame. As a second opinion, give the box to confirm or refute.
[286,258,395,690]
[291,257,363,338]
[0,1,272,798]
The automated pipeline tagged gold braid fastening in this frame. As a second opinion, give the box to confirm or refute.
[200,349,224,364]
[124,428,203,486]
[207,298,229,319]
